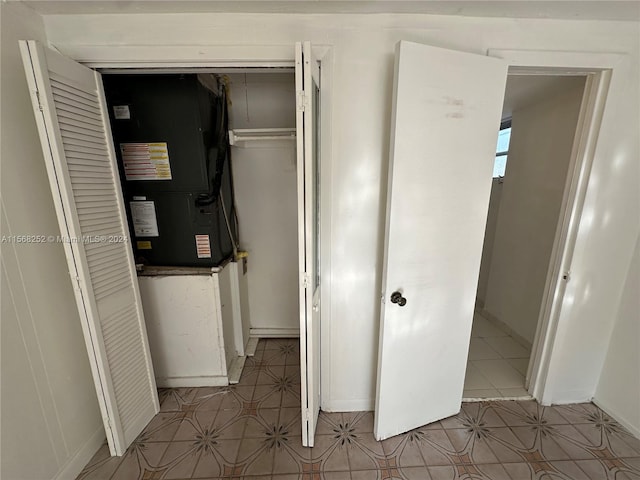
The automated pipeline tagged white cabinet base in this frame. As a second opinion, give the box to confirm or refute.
[137,264,246,388]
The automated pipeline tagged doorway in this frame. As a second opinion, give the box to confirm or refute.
[464,74,588,400]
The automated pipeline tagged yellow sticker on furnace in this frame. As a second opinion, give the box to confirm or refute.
[137,241,152,250]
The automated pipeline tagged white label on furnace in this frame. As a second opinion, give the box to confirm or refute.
[130,201,159,237]
[121,142,172,181]
[113,105,131,120]
[195,234,212,259]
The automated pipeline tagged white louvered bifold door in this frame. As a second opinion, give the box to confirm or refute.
[20,40,159,456]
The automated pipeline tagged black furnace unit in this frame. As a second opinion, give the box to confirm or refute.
[103,74,236,267]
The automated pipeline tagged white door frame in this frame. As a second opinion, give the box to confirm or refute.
[54,43,334,409]
[487,49,627,405]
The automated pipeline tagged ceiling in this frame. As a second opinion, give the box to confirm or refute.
[501,75,587,119]
[18,0,640,21]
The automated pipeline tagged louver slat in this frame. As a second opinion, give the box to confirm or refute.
[50,70,157,434]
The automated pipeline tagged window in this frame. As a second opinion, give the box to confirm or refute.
[494,119,511,178]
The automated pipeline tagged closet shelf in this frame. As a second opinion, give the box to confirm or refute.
[229,128,296,146]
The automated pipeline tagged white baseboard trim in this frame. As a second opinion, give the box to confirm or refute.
[463,395,533,402]
[53,426,105,480]
[542,391,593,406]
[245,336,259,356]
[156,375,228,388]
[592,398,640,440]
[322,398,375,412]
[228,356,246,384]
[477,308,533,351]
[249,328,300,338]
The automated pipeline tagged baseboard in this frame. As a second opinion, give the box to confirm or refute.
[227,356,246,384]
[249,328,300,338]
[463,395,533,402]
[156,375,228,388]
[245,336,259,356]
[477,308,533,351]
[542,391,593,406]
[53,426,105,480]
[592,398,640,440]
[322,398,375,412]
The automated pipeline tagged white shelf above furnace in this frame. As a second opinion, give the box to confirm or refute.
[229,128,296,146]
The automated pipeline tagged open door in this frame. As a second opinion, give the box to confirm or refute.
[296,41,321,447]
[375,41,508,440]
[20,40,159,455]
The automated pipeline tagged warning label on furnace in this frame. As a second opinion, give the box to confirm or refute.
[121,142,172,180]
[195,235,212,259]
[130,201,159,237]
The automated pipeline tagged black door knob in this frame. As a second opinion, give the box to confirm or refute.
[390,291,407,306]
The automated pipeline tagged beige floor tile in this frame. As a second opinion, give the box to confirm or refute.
[472,359,525,389]
[497,387,531,397]
[468,337,502,360]
[427,464,457,480]
[471,317,508,338]
[322,472,351,480]
[463,362,494,390]
[401,466,432,480]
[549,460,591,479]
[484,336,530,359]
[508,358,530,376]
[477,463,511,480]
[463,388,501,399]
[350,470,379,480]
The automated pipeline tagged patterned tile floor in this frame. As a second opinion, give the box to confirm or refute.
[78,339,640,480]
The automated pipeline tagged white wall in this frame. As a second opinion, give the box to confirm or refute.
[476,179,502,306]
[39,12,640,411]
[0,3,104,478]
[227,73,300,334]
[594,233,640,438]
[483,79,585,344]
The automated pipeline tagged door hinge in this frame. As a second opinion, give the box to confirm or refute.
[297,91,309,112]
[71,275,82,292]
[35,90,44,112]
[562,271,571,282]
[302,273,311,289]
[303,407,311,422]
[103,416,113,433]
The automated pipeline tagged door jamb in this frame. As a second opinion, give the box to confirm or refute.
[487,49,623,405]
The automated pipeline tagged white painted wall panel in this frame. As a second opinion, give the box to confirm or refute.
[594,234,640,438]
[138,274,228,386]
[231,143,299,334]
[227,73,296,129]
[476,179,503,306]
[227,72,299,334]
[218,263,238,366]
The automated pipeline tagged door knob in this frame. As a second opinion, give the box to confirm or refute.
[390,291,407,306]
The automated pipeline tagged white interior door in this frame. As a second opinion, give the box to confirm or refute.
[296,41,321,447]
[20,40,159,455]
[374,41,508,440]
